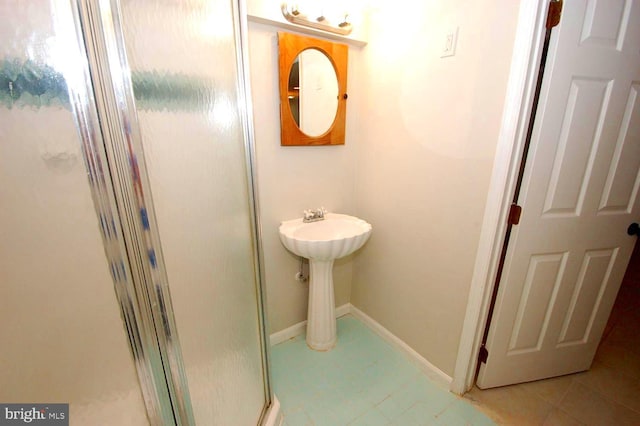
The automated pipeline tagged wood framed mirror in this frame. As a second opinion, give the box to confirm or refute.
[278,32,348,146]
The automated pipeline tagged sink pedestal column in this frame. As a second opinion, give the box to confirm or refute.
[306,259,336,351]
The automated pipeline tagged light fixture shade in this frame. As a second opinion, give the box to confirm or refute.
[281,2,353,35]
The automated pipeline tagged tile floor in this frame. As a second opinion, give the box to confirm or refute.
[271,316,495,425]
[463,242,640,425]
[273,244,640,426]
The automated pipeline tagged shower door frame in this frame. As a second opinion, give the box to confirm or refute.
[233,0,275,414]
[68,0,273,423]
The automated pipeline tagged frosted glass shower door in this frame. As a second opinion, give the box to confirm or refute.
[0,1,150,424]
[117,1,268,424]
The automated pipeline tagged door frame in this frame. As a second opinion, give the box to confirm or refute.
[451,0,557,395]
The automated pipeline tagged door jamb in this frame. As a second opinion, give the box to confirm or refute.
[450,0,554,395]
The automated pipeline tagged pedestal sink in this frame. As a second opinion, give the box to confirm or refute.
[279,213,372,350]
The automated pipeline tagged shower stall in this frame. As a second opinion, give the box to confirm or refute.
[0,0,272,424]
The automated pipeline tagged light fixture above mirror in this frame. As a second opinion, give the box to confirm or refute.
[281,3,353,36]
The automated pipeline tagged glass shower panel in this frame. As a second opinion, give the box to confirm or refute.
[118,1,267,424]
[0,1,148,424]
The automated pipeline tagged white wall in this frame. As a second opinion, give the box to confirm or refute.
[248,23,364,333]
[351,0,521,376]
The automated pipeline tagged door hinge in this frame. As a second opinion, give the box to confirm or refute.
[478,345,489,364]
[546,0,563,29]
[508,204,522,225]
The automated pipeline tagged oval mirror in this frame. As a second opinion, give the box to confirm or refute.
[287,48,338,137]
[278,32,348,146]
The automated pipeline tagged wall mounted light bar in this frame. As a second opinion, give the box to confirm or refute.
[281,3,353,35]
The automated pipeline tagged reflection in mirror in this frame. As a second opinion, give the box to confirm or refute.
[287,49,338,137]
[278,32,348,146]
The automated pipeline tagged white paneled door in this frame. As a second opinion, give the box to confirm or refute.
[477,0,640,388]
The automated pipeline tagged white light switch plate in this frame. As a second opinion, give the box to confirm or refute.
[441,26,459,58]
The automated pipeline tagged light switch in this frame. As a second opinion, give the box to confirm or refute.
[441,26,459,58]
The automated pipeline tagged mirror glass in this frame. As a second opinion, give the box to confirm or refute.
[287,48,338,137]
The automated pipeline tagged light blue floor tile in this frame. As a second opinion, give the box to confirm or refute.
[376,393,412,421]
[433,408,468,426]
[389,402,438,426]
[376,375,456,421]
[349,407,390,426]
[272,315,492,426]
[337,315,366,339]
[435,400,495,426]
[350,361,418,406]
[305,392,370,426]
[282,408,313,426]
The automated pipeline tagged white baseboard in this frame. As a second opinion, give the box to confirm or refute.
[269,320,306,346]
[335,303,351,318]
[262,396,283,426]
[269,303,351,346]
[349,304,453,388]
[269,303,452,388]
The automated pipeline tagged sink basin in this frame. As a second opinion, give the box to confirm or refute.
[279,213,372,261]
[279,213,372,351]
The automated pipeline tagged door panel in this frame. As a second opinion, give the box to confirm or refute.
[580,0,630,50]
[509,252,568,353]
[557,248,617,345]
[542,78,611,216]
[477,0,640,388]
[116,0,268,424]
[599,84,640,212]
[0,1,149,422]
[2,0,269,424]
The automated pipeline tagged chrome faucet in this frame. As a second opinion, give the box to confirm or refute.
[303,207,327,223]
